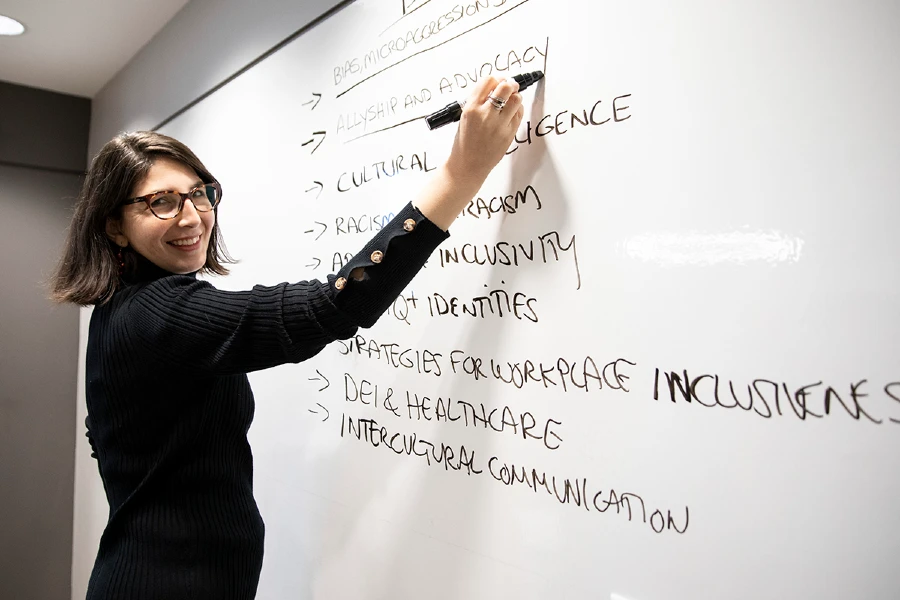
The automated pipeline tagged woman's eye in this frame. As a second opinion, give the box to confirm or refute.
[151,195,176,208]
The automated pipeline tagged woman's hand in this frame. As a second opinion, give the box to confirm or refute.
[413,76,525,230]
[446,76,525,187]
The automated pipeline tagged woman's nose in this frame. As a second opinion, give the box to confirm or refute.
[177,199,202,226]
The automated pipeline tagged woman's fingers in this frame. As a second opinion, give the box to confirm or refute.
[476,77,519,116]
[486,79,519,110]
[466,76,521,118]
[510,102,525,130]
[501,90,524,127]
[468,75,500,106]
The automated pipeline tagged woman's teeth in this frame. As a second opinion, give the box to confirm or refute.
[170,236,200,246]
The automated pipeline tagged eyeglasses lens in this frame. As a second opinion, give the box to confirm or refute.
[149,185,219,219]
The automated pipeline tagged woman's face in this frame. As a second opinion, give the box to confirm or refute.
[107,157,215,275]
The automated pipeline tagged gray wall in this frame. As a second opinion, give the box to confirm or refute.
[89,0,351,156]
[73,1,347,597]
[0,82,89,173]
[0,83,86,600]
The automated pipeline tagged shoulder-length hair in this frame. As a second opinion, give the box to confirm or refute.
[50,131,234,305]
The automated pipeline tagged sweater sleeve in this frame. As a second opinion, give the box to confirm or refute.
[330,201,449,326]
[119,203,448,376]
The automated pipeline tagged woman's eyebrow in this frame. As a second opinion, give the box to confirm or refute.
[144,181,205,195]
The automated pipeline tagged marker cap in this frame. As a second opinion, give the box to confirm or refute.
[425,100,465,130]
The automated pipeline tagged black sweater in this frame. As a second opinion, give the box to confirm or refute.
[84,204,448,599]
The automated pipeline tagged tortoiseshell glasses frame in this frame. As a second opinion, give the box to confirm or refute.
[121,182,222,220]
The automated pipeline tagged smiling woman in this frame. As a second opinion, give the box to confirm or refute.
[108,159,220,276]
[48,73,525,600]
[51,132,233,305]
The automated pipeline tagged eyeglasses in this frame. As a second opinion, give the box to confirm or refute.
[122,182,222,220]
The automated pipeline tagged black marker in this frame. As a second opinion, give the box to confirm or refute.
[425,70,544,130]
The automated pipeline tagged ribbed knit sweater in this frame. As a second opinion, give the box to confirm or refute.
[83,204,448,599]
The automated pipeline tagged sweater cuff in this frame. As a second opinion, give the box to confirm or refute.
[328,202,449,327]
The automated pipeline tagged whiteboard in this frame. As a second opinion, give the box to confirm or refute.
[160,1,900,598]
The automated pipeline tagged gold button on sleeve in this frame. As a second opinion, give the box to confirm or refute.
[334,277,347,290]
[403,218,416,232]
[370,250,384,264]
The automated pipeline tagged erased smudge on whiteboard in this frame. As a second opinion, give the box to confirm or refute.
[620,229,804,266]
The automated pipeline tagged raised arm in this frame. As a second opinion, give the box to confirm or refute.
[111,76,525,376]
[413,76,523,229]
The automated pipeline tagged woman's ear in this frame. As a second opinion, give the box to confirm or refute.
[105,217,128,248]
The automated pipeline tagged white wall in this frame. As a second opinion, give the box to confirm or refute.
[77,1,900,598]
[146,1,900,598]
[73,1,348,597]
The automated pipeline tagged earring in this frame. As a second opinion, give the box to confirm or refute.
[117,247,125,276]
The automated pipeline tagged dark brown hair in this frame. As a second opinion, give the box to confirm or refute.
[50,131,234,305]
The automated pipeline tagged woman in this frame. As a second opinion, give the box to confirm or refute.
[51,76,524,599]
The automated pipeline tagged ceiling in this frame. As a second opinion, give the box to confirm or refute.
[0,0,191,98]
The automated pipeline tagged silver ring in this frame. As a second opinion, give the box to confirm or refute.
[487,94,506,111]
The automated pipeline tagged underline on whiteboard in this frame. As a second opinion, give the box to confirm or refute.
[381,0,435,36]
[336,0,533,99]
[343,113,432,143]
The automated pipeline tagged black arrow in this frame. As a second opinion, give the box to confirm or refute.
[308,369,329,391]
[307,402,330,422]
[303,221,327,241]
[305,181,324,199]
[305,257,321,269]
[301,131,326,155]
[301,93,322,110]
